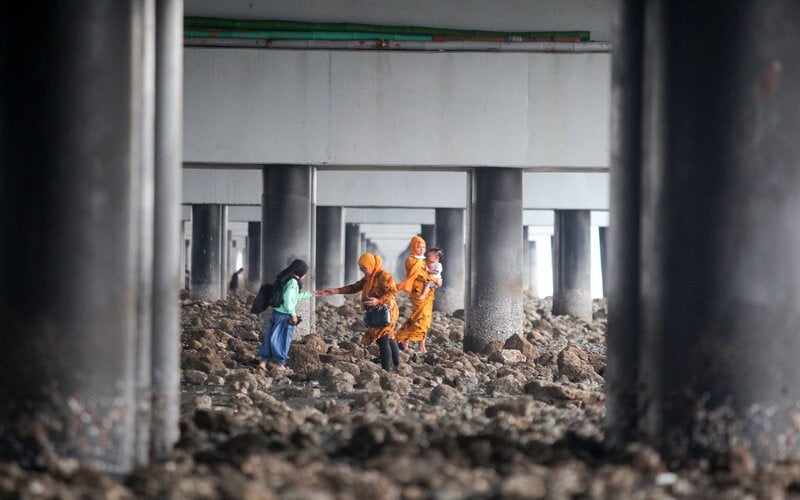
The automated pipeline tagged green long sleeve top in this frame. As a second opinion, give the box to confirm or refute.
[274,278,312,315]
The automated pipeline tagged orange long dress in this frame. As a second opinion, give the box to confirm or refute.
[332,269,399,345]
[395,254,435,343]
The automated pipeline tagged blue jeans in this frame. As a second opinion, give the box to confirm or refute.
[258,311,294,366]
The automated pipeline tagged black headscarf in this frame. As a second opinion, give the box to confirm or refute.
[275,259,309,290]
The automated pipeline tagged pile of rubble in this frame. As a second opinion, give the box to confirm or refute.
[2,292,798,498]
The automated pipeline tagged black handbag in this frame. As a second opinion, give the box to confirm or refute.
[363,304,391,327]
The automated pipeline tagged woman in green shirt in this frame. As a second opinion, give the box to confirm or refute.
[257,259,320,371]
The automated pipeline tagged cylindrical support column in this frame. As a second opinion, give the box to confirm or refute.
[246,221,261,291]
[0,2,141,473]
[550,234,556,296]
[598,226,608,298]
[316,206,344,306]
[464,168,523,352]
[638,1,800,465]
[219,206,229,300]
[529,241,539,298]
[434,208,465,313]
[190,204,223,301]
[345,223,360,284]
[180,222,187,289]
[420,224,435,248]
[552,210,592,320]
[132,0,156,467]
[184,234,191,290]
[522,226,531,291]
[150,0,182,463]
[262,166,313,337]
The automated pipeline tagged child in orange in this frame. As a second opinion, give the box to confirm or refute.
[417,246,443,300]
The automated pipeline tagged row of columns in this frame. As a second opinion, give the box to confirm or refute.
[186,167,598,346]
[187,200,598,316]
[0,0,183,474]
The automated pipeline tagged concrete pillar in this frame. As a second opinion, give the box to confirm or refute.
[550,235,557,299]
[316,206,344,306]
[150,0,182,463]
[180,222,187,288]
[529,241,539,298]
[219,206,229,300]
[246,221,261,290]
[191,204,224,301]
[434,208,465,313]
[552,210,592,320]
[184,234,191,290]
[522,226,531,291]
[464,168,523,352]
[0,2,143,473]
[421,223,435,248]
[598,226,608,299]
[262,166,313,337]
[632,0,800,465]
[345,223,360,284]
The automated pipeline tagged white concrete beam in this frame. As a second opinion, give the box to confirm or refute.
[183,169,610,210]
[184,49,610,168]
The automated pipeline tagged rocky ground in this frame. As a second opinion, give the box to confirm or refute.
[3,292,800,498]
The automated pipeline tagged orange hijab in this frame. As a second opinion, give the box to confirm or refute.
[396,235,427,294]
[358,252,384,305]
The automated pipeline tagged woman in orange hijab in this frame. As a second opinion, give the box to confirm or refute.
[320,252,401,371]
[395,235,439,352]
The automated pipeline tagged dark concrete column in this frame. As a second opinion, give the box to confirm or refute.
[262,166,313,337]
[0,2,141,473]
[180,222,187,288]
[345,223,360,284]
[636,1,800,465]
[550,235,556,297]
[421,223,435,248]
[464,168,523,352]
[191,204,224,301]
[552,210,592,320]
[184,235,191,290]
[522,226,531,291]
[150,0,182,463]
[598,226,608,299]
[316,206,344,306]
[219,206,229,300]
[529,241,539,298]
[246,221,261,291]
[368,240,379,256]
[434,208,465,313]
[132,0,156,467]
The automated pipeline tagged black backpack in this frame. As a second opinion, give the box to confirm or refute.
[250,281,284,314]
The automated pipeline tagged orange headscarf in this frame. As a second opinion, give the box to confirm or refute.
[396,235,427,294]
[357,252,383,304]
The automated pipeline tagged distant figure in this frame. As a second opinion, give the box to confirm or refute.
[417,246,443,301]
[229,267,244,290]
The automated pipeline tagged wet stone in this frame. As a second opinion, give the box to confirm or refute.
[1,292,783,498]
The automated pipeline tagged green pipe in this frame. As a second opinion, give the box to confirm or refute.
[184,30,432,41]
[184,16,590,41]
